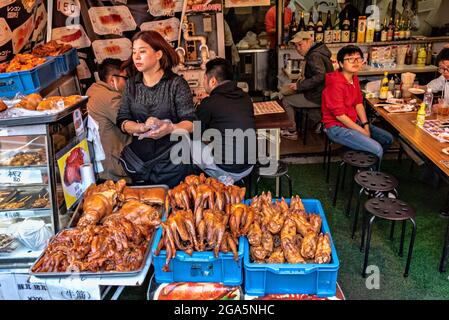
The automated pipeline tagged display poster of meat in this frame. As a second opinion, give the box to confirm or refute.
[12,15,34,54]
[57,139,90,209]
[56,0,80,17]
[52,24,91,49]
[153,283,242,300]
[0,18,12,47]
[147,0,183,17]
[88,6,137,36]
[76,58,92,80]
[92,38,132,63]
[140,18,179,42]
[224,0,269,8]
[0,0,15,9]
[21,0,37,13]
[31,3,47,42]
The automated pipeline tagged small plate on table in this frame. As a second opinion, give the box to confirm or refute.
[408,88,425,95]
[442,147,449,155]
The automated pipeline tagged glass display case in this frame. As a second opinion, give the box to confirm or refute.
[0,99,89,268]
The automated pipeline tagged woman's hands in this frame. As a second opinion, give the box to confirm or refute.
[135,117,174,140]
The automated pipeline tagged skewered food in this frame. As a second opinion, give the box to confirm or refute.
[0,195,32,209]
[0,234,16,253]
[248,194,332,264]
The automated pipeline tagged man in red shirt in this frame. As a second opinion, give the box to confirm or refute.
[265,0,292,49]
[322,45,393,168]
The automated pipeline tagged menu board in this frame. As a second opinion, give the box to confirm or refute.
[88,6,137,36]
[140,17,180,42]
[92,38,132,63]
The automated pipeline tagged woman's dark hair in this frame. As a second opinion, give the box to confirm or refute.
[337,45,364,71]
[436,48,449,66]
[128,30,179,72]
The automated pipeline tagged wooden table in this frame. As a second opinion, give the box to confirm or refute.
[366,98,449,176]
[366,97,449,272]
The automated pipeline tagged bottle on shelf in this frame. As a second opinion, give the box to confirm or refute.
[365,17,375,43]
[388,76,395,92]
[315,11,324,42]
[379,71,389,99]
[412,45,418,64]
[341,11,351,43]
[357,16,366,43]
[350,18,357,43]
[416,103,426,128]
[405,46,413,65]
[298,11,306,31]
[381,17,388,42]
[333,22,341,43]
[307,10,315,40]
[374,18,382,42]
[405,20,411,40]
[289,12,298,40]
[423,87,434,116]
[387,17,394,41]
[399,19,405,40]
[324,10,333,44]
[426,43,433,65]
[417,45,427,66]
[393,18,400,41]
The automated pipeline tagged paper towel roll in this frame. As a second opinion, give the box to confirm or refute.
[80,163,95,190]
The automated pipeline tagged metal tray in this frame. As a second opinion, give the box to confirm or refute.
[0,188,48,212]
[29,184,168,278]
[0,96,87,127]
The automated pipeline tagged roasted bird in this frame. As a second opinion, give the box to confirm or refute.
[32,40,72,57]
[3,54,46,73]
[300,231,318,260]
[122,186,165,207]
[266,247,285,264]
[229,203,254,238]
[314,233,332,264]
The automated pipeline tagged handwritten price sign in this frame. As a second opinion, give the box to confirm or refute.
[0,169,43,184]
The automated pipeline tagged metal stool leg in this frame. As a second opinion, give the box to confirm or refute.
[303,110,309,145]
[352,188,364,239]
[285,173,292,198]
[333,161,344,207]
[341,162,348,191]
[439,219,449,273]
[345,177,356,217]
[255,176,261,195]
[399,220,406,257]
[404,218,417,277]
[323,135,328,170]
[390,221,396,241]
[326,142,332,183]
[362,215,376,277]
[278,176,282,198]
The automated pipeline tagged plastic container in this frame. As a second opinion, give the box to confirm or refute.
[0,59,58,98]
[53,48,79,76]
[243,199,339,297]
[152,227,245,286]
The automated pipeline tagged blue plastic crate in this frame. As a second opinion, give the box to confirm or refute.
[54,48,79,76]
[243,199,340,297]
[0,59,58,98]
[152,226,245,286]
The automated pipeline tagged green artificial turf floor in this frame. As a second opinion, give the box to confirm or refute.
[120,159,449,300]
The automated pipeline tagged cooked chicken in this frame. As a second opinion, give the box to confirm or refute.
[301,231,318,260]
[308,213,322,235]
[314,233,332,264]
[250,245,267,262]
[247,221,262,246]
[266,247,285,264]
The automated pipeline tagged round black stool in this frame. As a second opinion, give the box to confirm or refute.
[332,150,378,207]
[361,198,417,278]
[348,171,399,239]
[255,160,292,198]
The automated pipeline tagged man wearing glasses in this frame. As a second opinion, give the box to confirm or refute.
[322,45,393,169]
[86,58,131,181]
[427,48,449,105]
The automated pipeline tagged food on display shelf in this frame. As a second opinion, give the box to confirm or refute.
[32,180,162,273]
[32,40,72,57]
[0,234,17,253]
[155,174,248,271]
[31,193,49,208]
[247,192,332,264]
[13,94,83,112]
[153,282,241,300]
[0,190,13,203]
[0,54,46,73]
[7,150,46,166]
[122,186,166,206]
[0,195,32,210]
[0,99,7,112]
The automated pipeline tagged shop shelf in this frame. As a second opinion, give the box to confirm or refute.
[152,226,245,286]
[0,59,58,98]
[243,199,339,297]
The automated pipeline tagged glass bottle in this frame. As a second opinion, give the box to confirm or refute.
[341,11,351,43]
[307,10,315,40]
[324,10,333,44]
[350,18,357,43]
[315,11,324,43]
[380,17,388,42]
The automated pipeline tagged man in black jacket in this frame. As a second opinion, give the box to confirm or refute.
[281,31,333,139]
[194,58,256,183]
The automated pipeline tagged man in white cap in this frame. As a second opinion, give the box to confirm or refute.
[281,31,333,140]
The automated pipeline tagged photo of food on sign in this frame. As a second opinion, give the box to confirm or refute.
[88,6,137,36]
[148,0,183,17]
[92,38,132,63]
[31,3,47,42]
[21,0,37,13]
[0,18,12,48]
[140,18,179,42]
[12,15,34,54]
[51,25,91,49]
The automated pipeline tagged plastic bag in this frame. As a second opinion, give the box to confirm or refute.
[7,219,52,250]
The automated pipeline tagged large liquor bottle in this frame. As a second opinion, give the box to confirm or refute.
[341,11,351,43]
[307,10,315,40]
[315,11,324,42]
[324,10,333,44]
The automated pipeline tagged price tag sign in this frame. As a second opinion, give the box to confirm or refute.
[0,169,43,184]
[57,0,80,17]
[0,211,35,219]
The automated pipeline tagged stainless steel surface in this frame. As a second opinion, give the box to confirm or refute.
[239,50,269,92]
[238,48,270,53]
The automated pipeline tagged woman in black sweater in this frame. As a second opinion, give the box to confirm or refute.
[117,31,196,187]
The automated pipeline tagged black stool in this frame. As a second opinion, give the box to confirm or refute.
[348,171,399,239]
[333,150,378,207]
[255,160,292,198]
[439,219,449,272]
[296,107,320,145]
[323,134,334,183]
[361,198,417,278]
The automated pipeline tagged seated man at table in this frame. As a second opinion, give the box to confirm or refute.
[281,31,333,140]
[427,48,449,109]
[322,45,393,168]
[194,58,255,183]
[86,58,131,181]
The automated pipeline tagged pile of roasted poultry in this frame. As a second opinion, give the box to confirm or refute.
[31,41,73,57]
[14,93,83,111]
[31,180,164,273]
[247,192,332,264]
[155,174,249,271]
[0,54,46,73]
